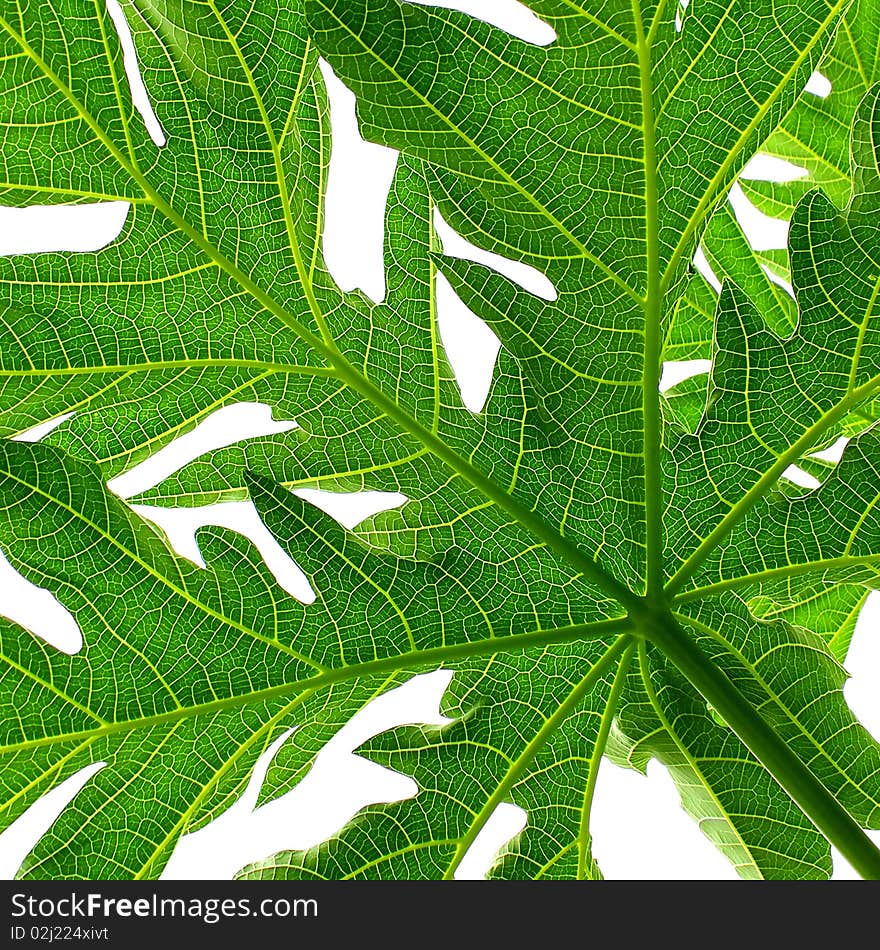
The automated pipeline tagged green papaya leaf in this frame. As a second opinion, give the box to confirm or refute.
[4,1,880,883]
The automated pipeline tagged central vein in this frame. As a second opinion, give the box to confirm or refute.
[633,1,664,597]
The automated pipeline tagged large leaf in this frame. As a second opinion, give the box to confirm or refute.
[0,438,625,877]
[4,0,880,883]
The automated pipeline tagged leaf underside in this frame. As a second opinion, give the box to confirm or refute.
[2,0,880,881]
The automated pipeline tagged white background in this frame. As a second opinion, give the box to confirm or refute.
[0,0,879,880]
